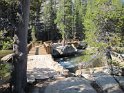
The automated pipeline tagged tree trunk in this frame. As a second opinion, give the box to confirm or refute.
[13,0,30,93]
[31,26,37,42]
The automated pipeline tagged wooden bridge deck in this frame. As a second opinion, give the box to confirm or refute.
[28,45,48,55]
[27,43,68,82]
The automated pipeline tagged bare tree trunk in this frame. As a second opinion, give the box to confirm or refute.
[31,26,37,42]
[13,0,30,93]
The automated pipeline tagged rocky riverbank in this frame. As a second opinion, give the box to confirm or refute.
[27,66,124,93]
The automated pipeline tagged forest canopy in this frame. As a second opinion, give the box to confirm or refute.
[0,0,124,93]
[0,0,123,49]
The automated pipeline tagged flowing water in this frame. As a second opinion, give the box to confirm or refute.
[55,54,83,69]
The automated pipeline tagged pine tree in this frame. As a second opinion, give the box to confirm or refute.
[30,0,42,41]
[73,0,85,40]
[55,0,73,42]
[43,0,56,40]
[83,0,123,49]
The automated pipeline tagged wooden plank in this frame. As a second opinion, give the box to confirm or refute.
[27,55,68,82]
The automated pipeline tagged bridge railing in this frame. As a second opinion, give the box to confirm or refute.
[27,42,34,53]
[43,41,52,54]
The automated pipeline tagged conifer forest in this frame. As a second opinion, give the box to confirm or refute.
[0,0,124,93]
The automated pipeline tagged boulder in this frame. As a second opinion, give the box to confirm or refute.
[51,48,61,57]
[121,68,124,76]
[77,41,87,49]
[51,44,64,57]
[58,59,78,73]
[92,72,123,93]
[67,65,78,73]
[114,76,124,89]
[62,45,77,55]
[51,44,77,57]
[75,69,91,77]
[44,77,97,93]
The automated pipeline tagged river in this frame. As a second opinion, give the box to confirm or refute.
[54,53,84,72]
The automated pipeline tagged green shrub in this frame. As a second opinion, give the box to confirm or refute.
[0,63,11,80]
[115,47,124,54]
[81,49,96,62]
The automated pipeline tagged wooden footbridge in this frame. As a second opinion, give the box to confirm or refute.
[0,41,69,83]
[28,40,79,55]
[28,41,50,55]
[27,41,69,82]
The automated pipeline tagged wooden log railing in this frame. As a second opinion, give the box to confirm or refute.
[43,41,52,54]
[66,39,79,47]
[27,42,34,53]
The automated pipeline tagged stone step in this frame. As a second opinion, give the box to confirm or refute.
[92,72,124,93]
[114,76,124,90]
[44,77,97,93]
